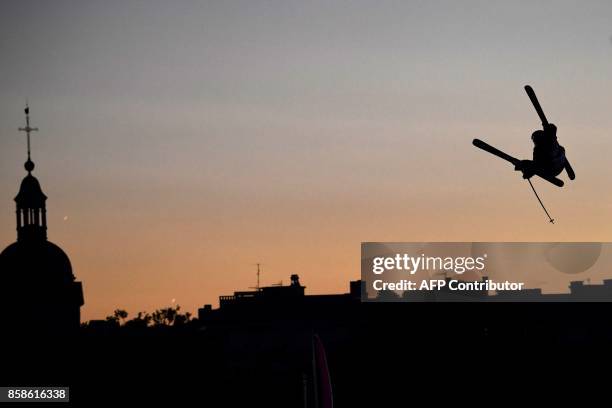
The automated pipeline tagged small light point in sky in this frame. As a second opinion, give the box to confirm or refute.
[63,216,69,221]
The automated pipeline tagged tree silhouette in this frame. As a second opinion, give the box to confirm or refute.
[92,306,192,329]
[174,310,192,326]
[150,305,191,326]
[105,309,128,325]
[123,311,152,328]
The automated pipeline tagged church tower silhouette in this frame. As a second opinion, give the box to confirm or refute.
[0,105,84,333]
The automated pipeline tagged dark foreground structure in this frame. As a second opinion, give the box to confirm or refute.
[3,276,612,405]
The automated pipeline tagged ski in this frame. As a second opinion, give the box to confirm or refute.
[524,85,549,126]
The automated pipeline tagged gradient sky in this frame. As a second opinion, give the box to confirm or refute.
[1,1,612,320]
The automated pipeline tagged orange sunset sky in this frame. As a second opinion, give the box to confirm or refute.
[1,1,612,320]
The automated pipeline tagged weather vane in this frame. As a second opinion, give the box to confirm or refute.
[18,102,38,172]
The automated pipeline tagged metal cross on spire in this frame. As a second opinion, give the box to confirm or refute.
[18,102,38,162]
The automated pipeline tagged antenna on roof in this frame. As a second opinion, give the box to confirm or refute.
[249,263,263,291]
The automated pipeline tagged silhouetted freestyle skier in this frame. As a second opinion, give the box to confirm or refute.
[472,85,576,223]
[473,85,575,188]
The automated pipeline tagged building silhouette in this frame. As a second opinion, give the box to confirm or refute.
[0,105,83,332]
[199,274,362,322]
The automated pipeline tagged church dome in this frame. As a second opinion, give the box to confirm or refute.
[0,240,74,285]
